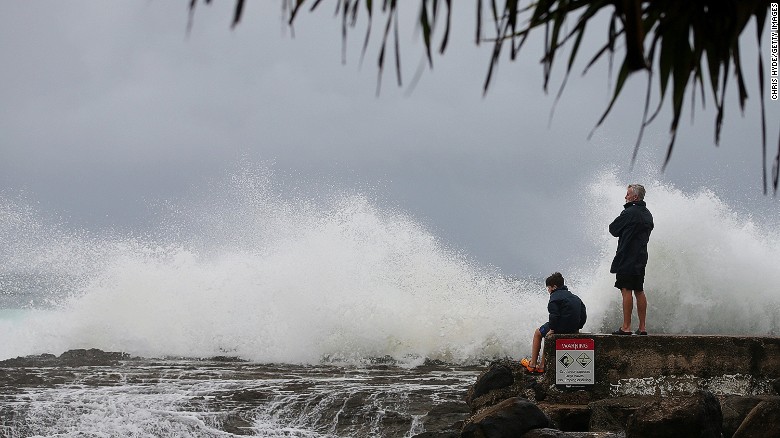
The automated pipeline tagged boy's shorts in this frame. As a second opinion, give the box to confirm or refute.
[539,322,551,337]
[615,273,645,291]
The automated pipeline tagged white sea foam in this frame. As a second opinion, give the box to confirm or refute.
[1,167,779,363]
[0,361,478,437]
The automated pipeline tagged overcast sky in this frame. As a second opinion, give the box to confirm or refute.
[2,2,778,277]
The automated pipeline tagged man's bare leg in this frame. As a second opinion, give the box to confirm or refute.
[621,288,634,332]
[635,290,647,333]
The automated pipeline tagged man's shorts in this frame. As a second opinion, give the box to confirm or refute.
[615,273,645,291]
[538,322,551,337]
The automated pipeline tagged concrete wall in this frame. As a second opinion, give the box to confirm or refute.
[540,334,780,399]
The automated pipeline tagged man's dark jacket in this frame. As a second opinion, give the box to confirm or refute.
[609,200,654,275]
[548,286,587,334]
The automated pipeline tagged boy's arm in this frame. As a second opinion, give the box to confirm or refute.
[547,300,560,331]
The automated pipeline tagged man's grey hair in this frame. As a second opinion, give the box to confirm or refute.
[628,184,646,200]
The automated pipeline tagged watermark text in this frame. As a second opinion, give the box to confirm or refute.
[771,3,778,100]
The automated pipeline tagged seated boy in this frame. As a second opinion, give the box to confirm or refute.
[521,272,587,373]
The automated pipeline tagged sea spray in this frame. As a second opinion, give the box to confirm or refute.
[3,167,779,363]
[0,168,539,363]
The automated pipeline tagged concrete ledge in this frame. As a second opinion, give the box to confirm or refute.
[540,334,780,399]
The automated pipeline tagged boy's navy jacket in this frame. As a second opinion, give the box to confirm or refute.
[609,200,654,275]
[548,286,587,334]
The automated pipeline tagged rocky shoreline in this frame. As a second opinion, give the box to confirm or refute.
[417,333,780,437]
[3,347,780,437]
[426,359,780,438]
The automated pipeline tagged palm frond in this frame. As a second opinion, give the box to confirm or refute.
[191,0,778,194]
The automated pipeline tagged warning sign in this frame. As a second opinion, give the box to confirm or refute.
[555,338,594,387]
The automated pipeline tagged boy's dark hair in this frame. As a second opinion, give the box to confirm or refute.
[545,272,565,288]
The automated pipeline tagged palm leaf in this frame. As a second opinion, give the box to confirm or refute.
[191,0,778,193]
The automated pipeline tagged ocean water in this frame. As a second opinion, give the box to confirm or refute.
[0,358,479,437]
[1,168,779,436]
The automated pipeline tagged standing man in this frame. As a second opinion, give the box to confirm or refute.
[610,184,654,335]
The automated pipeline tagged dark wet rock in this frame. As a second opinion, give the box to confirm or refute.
[587,397,653,432]
[462,397,550,438]
[522,428,626,437]
[220,412,257,435]
[469,361,515,399]
[541,389,595,406]
[720,395,778,438]
[58,349,132,366]
[624,390,722,438]
[0,369,45,386]
[465,359,528,413]
[206,356,249,362]
[539,403,591,432]
[376,410,417,438]
[527,379,548,402]
[411,432,459,438]
[418,400,470,434]
[228,389,270,403]
[81,371,127,387]
[413,411,466,438]
[0,369,74,388]
[732,399,780,438]
[0,353,58,367]
[772,378,780,395]
[0,349,133,368]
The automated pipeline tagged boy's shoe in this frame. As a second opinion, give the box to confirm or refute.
[520,357,544,374]
[611,328,632,335]
[635,329,648,335]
